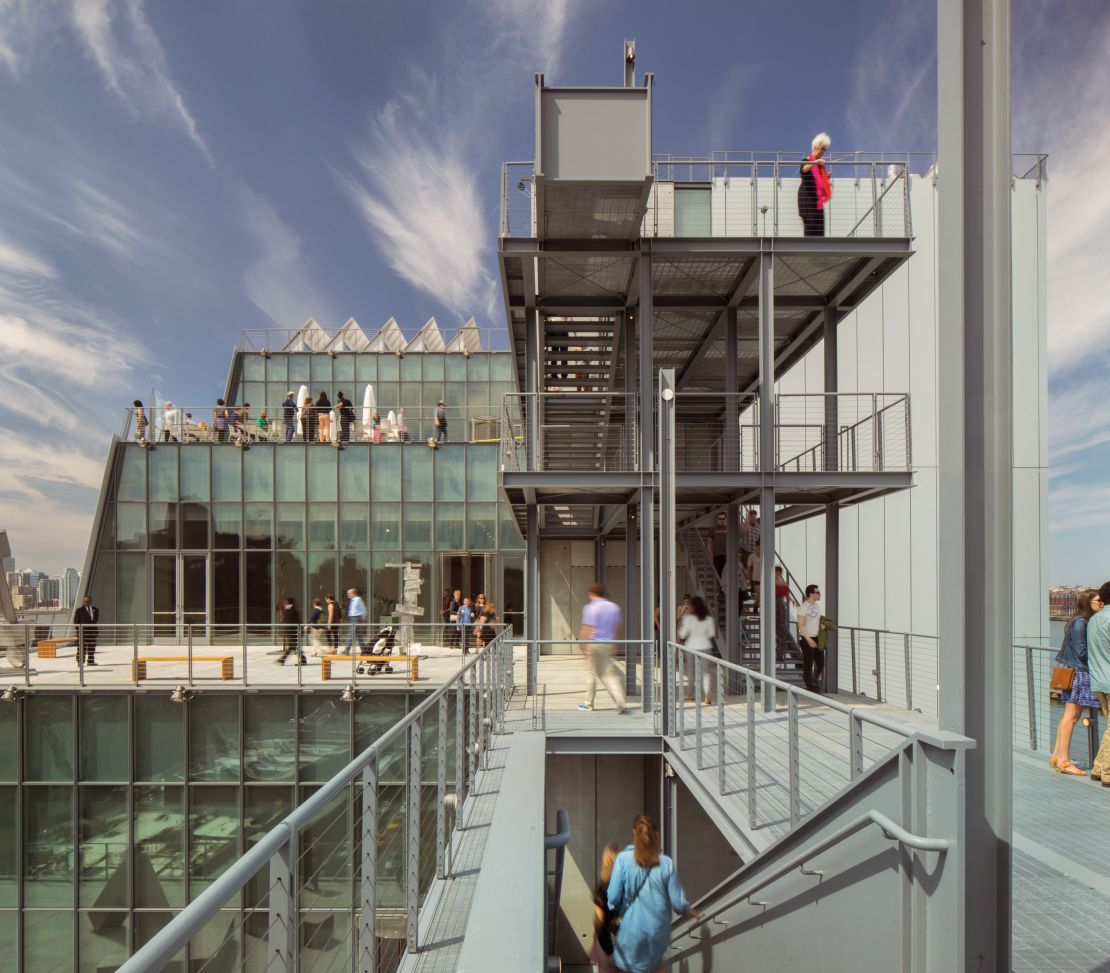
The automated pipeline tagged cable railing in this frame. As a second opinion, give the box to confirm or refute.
[776,393,911,473]
[115,629,514,973]
[665,643,916,837]
[674,393,759,473]
[498,392,639,473]
[0,621,508,690]
[120,405,501,447]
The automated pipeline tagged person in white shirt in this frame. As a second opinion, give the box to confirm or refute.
[678,595,719,705]
[162,402,181,442]
[796,584,823,692]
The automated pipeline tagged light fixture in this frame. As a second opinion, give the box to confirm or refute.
[1,686,18,703]
[341,684,359,703]
[395,349,404,359]
[170,685,189,704]
[462,349,471,359]
[328,350,337,359]
[260,349,271,360]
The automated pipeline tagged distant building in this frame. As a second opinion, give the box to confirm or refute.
[1049,587,1082,621]
[60,568,80,610]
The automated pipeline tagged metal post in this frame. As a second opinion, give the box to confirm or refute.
[436,697,447,879]
[758,250,776,712]
[745,673,757,828]
[659,368,676,725]
[694,653,703,769]
[1024,646,1036,751]
[849,712,864,779]
[788,691,800,826]
[904,634,914,710]
[717,665,726,796]
[406,722,422,952]
[677,648,686,749]
[874,631,883,702]
[526,504,539,696]
[456,682,465,807]
[268,830,296,973]
[850,627,858,694]
[359,758,379,973]
[187,624,193,687]
[823,308,839,693]
[636,250,655,700]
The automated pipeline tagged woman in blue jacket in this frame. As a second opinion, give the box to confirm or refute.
[1050,588,1103,775]
[607,815,698,973]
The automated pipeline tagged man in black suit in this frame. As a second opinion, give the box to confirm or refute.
[73,595,99,666]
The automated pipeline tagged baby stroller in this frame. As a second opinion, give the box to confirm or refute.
[357,625,397,675]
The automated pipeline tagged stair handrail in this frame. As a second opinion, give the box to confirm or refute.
[671,807,947,943]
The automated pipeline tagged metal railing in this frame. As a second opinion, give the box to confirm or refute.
[665,643,915,834]
[115,629,514,973]
[838,625,939,716]
[0,621,506,690]
[1014,641,1102,765]
[674,393,759,472]
[499,392,639,473]
[237,327,509,354]
[121,405,501,446]
[776,393,911,473]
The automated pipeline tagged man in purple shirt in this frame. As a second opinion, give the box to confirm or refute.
[578,582,627,714]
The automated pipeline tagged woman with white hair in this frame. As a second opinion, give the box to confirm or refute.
[798,132,833,236]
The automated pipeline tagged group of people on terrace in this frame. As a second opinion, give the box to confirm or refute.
[1050,583,1110,787]
[128,395,449,448]
[442,589,498,655]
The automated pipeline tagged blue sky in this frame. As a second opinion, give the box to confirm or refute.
[0,0,1103,582]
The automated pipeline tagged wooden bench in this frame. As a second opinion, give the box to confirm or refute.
[37,637,78,659]
[133,656,234,682]
[320,654,420,681]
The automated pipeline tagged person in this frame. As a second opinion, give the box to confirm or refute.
[371,412,382,445]
[162,402,180,442]
[577,582,627,714]
[447,589,462,648]
[316,391,332,443]
[337,393,355,444]
[607,815,698,973]
[746,543,762,609]
[182,412,196,441]
[590,842,621,972]
[256,408,271,439]
[398,406,410,442]
[276,597,306,665]
[1050,588,1102,775]
[214,399,229,443]
[435,400,447,443]
[738,509,759,568]
[677,594,692,621]
[796,584,824,693]
[344,588,368,655]
[133,400,149,446]
[706,511,729,579]
[73,595,99,666]
[475,602,496,649]
[798,132,833,237]
[282,391,297,442]
[678,595,719,704]
[774,567,801,665]
[302,396,316,443]
[1078,580,1110,786]
[307,597,326,656]
[474,593,487,619]
[457,597,473,655]
[325,593,340,654]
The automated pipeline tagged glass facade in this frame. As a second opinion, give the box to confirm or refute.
[87,350,524,630]
[0,690,446,972]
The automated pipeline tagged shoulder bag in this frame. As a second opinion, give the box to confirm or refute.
[1050,666,1075,692]
[606,865,656,954]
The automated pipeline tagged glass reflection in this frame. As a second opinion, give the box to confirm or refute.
[435,447,466,501]
[370,449,400,501]
[371,503,400,548]
[244,696,296,782]
[467,502,497,550]
[339,445,370,498]
[134,695,185,782]
[148,502,177,549]
[189,786,240,894]
[276,448,306,502]
[134,786,185,907]
[116,447,146,501]
[148,446,178,500]
[299,697,350,782]
[340,502,369,550]
[116,503,147,549]
[25,787,73,906]
[212,447,241,501]
[277,503,306,549]
[0,787,14,906]
[180,446,211,501]
[308,503,337,550]
[190,695,240,781]
[25,909,75,971]
[79,786,128,907]
[404,449,433,501]
[308,448,337,501]
[26,695,73,781]
[80,695,128,782]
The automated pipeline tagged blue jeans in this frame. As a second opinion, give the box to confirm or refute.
[345,618,366,653]
[284,419,295,442]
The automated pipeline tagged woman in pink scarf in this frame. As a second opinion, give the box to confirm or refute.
[798,132,833,236]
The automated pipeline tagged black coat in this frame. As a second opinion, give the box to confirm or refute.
[74,604,99,633]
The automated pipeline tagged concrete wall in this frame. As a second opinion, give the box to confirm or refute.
[539,539,629,647]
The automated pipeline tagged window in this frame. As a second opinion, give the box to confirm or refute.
[675,185,712,236]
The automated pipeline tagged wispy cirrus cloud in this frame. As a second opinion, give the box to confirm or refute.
[0,0,210,160]
[336,0,576,326]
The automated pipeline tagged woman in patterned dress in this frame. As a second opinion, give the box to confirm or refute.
[1050,588,1103,775]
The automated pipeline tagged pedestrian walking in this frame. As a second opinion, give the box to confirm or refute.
[707,511,729,578]
[457,597,473,655]
[447,589,462,647]
[577,582,627,714]
[606,815,698,973]
[307,597,326,656]
[796,584,825,692]
[344,588,368,655]
[325,593,340,653]
[133,400,149,446]
[590,842,621,972]
[276,598,306,665]
[678,595,719,704]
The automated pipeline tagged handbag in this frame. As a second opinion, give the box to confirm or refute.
[1050,666,1076,692]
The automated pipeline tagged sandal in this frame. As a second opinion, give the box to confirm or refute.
[1055,760,1086,777]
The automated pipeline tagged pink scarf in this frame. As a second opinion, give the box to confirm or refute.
[809,155,833,210]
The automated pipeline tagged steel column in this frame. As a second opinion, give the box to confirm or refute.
[757,251,776,712]
[937,1,1013,968]
[635,251,655,698]
[267,831,296,973]
[526,504,539,695]
[526,307,541,469]
[659,368,677,731]
[823,306,840,693]
[725,307,740,671]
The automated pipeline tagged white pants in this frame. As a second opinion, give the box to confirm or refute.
[584,643,626,709]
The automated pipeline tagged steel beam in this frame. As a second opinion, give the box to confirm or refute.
[937,0,1013,968]
[823,305,839,694]
[526,505,539,695]
[659,369,677,723]
[725,307,740,670]
[635,251,655,698]
[758,251,776,712]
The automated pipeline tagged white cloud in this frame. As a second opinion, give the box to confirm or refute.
[0,237,55,278]
[479,0,572,78]
[0,0,210,160]
[239,187,337,330]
